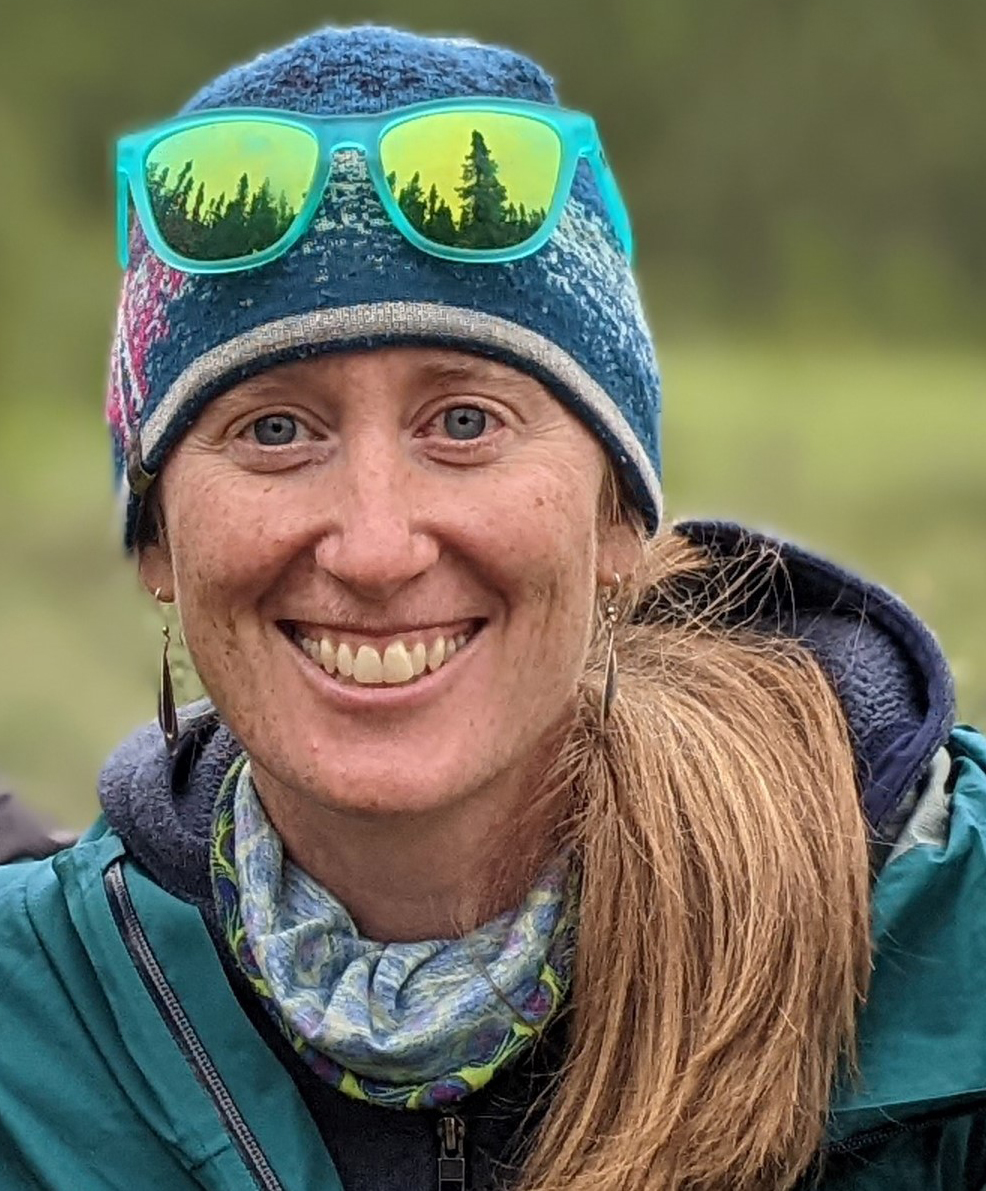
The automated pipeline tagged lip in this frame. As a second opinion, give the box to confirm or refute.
[279,620,485,711]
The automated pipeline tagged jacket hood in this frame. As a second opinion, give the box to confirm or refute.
[99,520,956,907]
[678,522,955,838]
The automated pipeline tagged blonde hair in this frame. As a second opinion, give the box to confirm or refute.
[515,519,872,1191]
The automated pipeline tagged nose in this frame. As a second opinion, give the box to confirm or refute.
[312,436,440,602]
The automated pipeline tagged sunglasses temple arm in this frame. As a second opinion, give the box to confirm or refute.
[591,149,635,262]
[116,171,131,270]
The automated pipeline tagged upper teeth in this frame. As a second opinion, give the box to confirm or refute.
[296,630,470,686]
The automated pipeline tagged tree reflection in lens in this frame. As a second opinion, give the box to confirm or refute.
[389,129,548,250]
[146,158,299,260]
[146,121,551,261]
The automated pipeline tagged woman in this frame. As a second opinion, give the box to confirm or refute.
[1,23,983,1191]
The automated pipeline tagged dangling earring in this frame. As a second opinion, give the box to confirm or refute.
[154,589,180,755]
[600,573,621,731]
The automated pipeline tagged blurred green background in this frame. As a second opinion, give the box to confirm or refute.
[1,0,983,826]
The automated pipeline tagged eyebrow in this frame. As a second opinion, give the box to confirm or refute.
[406,353,531,390]
[230,352,528,398]
[222,371,295,403]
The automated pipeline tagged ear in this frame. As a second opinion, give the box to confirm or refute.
[597,519,643,590]
[137,537,176,604]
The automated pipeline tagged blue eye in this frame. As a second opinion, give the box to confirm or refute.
[442,407,488,441]
[253,414,297,445]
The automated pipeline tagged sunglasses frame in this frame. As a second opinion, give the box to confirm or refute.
[116,96,634,274]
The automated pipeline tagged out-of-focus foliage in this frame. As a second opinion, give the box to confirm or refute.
[0,1,983,821]
[1,0,984,402]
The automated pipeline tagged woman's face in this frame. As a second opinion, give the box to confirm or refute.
[140,347,634,818]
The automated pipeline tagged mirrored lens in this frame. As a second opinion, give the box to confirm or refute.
[143,120,318,261]
[380,111,562,251]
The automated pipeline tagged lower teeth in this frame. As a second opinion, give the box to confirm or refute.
[331,671,420,688]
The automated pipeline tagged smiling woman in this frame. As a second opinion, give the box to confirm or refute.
[2,22,986,1191]
[138,348,627,940]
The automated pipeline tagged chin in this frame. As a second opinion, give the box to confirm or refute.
[263,737,502,819]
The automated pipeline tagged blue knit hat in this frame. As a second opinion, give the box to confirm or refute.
[107,25,662,547]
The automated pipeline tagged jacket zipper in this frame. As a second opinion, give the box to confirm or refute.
[823,1121,910,1156]
[104,860,287,1191]
[437,1111,467,1191]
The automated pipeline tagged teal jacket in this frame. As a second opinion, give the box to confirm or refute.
[2,726,985,1189]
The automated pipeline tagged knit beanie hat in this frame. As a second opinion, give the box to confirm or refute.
[106,25,662,548]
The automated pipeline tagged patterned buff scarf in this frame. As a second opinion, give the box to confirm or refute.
[210,757,578,1109]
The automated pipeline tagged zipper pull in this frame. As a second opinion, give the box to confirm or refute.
[437,1111,467,1191]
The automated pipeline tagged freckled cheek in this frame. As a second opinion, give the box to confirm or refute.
[169,494,283,637]
[493,489,598,657]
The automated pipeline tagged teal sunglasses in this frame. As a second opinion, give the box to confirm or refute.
[116,97,633,274]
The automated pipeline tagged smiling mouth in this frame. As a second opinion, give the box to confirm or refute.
[282,622,482,688]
